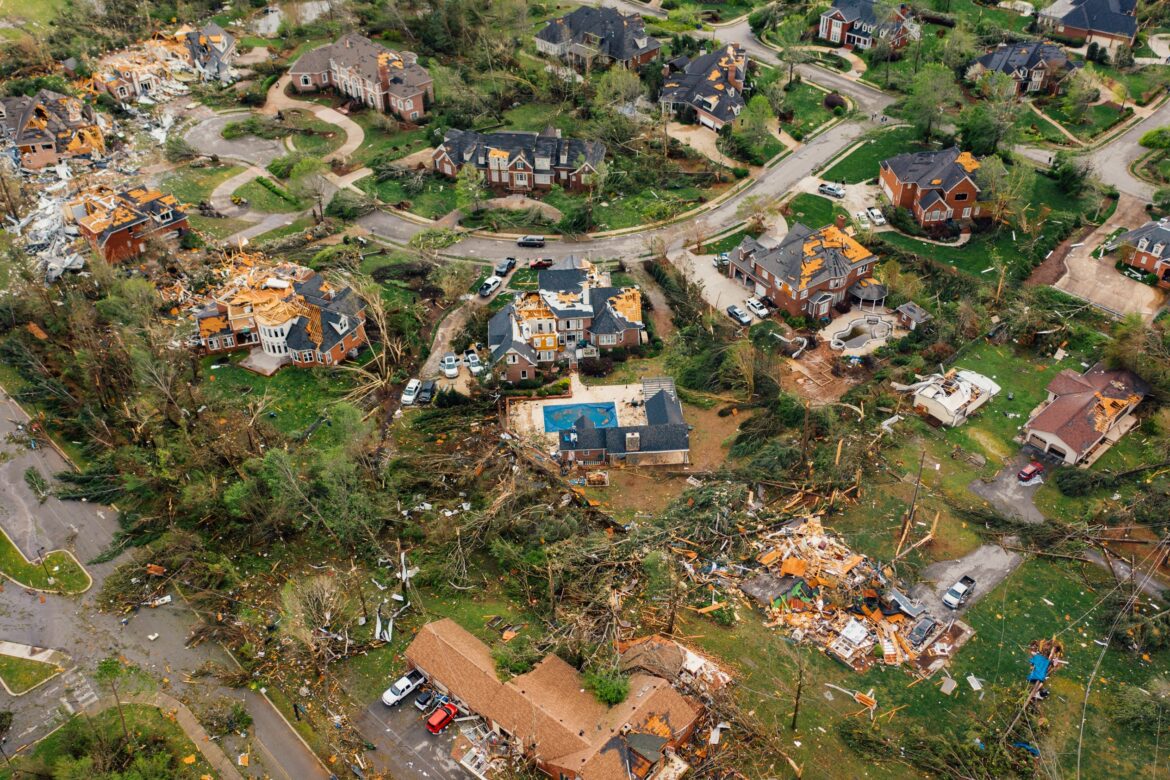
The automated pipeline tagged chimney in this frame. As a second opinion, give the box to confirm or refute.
[835,213,848,230]
[377,54,390,88]
[625,431,641,452]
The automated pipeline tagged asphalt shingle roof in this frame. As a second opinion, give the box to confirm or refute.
[659,44,747,123]
[973,42,1078,80]
[536,6,661,63]
[437,128,605,174]
[1044,0,1136,38]
[290,34,431,97]
[1118,220,1170,259]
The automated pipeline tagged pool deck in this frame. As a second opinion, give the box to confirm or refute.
[817,307,904,357]
[508,375,650,446]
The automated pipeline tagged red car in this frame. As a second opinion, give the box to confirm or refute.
[1017,461,1045,482]
[426,702,459,734]
[529,258,554,269]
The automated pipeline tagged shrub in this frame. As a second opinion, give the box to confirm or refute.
[824,92,847,110]
[325,190,375,220]
[180,232,205,249]
[580,357,614,377]
[1140,127,1170,149]
[267,152,308,179]
[256,176,297,203]
[584,669,629,705]
[1053,468,1111,496]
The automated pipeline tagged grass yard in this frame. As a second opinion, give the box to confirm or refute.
[188,214,253,240]
[1015,108,1076,146]
[943,0,1033,32]
[1090,63,1170,105]
[0,654,62,695]
[2,0,67,26]
[1036,99,1130,142]
[287,115,346,157]
[778,81,836,138]
[704,229,759,255]
[358,174,458,219]
[507,268,540,290]
[161,163,245,205]
[821,126,919,183]
[252,216,316,243]
[0,528,90,593]
[351,114,432,166]
[785,192,847,229]
[233,177,306,213]
[545,183,726,232]
[497,101,579,134]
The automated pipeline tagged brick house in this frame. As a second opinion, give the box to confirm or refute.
[1038,0,1137,50]
[818,0,915,51]
[0,90,105,169]
[879,147,984,228]
[64,186,188,263]
[535,6,661,71]
[193,261,367,373]
[726,224,879,319]
[1115,219,1170,288]
[559,379,691,467]
[659,44,748,132]
[405,619,701,780]
[967,42,1080,95]
[487,256,644,383]
[289,34,433,121]
[1022,362,1148,465]
[432,127,605,194]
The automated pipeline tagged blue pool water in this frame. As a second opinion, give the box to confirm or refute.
[543,402,619,432]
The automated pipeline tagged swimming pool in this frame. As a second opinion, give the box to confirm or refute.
[543,402,619,433]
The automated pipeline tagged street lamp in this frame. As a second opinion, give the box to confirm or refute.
[35,547,54,590]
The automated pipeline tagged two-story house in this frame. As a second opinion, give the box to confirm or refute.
[967,42,1079,95]
[727,224,878,319]
[818,0,915,51]
[659,44,748,132]
[0,90,105,169]
[177,22,237,83]
[535,6,661,71]
[487,257,644,383]
[432,127,606,194]
[194,261,367,374]
[64,186,189,263]
[290,34,433,121]
[879,147,984,228]
[1115,219,1170,288]
[1038,0,1137,50]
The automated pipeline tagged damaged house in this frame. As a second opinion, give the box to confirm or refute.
[879,147,984,229]
[893,369,1001,427]
[433,128,606,194]
[193,260,367,375]
[405,619,701,780]
[535,6,662,71]
[290,34,433,120]
[1021,362,1148,466]
[559,379,691,467]
[659,44,748,132]
[176,22,237,83]
[487,257,644,383]
[64,186,189,263]
[0,90,105,169]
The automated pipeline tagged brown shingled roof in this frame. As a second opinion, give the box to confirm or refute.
[1027,362,1149,458]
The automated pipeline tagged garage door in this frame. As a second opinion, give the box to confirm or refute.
[699,114,717,130]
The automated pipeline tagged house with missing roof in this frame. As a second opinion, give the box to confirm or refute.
[1021,362,1148,465]
[432,128,606,194]
[726,224,879,319]
[405,619,701,779]
[289,34,433,121]
[893,369,1001,427]
[879,147,984,229]
[559,379,692,467]
[0,90,105,169]
[193,261,367,375]
[535,6,661,71]
[487,257,644,383]
[1038,0,1137,50]
[64,186,189,264]
[176,22,237,83]
[967,42,1080,95]
[659,44,748,132]
[818,0,915,51]
[1114,218,1170,288]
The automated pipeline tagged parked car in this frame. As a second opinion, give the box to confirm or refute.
[907,615,938,647]
[516,235,546,248]
[381,669,425,706]
[942,575,976,610]
[426,702,459,734]
[854,211,870,228]
[1017,461,1045,482]
[401,378,421,406]
[494,257,517,275]
[464,351,484,376]
[414,690,435,712]
[417,379,437,405]
[867,207,887,226]
[726,305,752,327]
[713,252,731,269]
[745,298,769,319]
[818,182,846,199]
[478,276,502,297]
[440,353,460,379]
[529,257,554,269]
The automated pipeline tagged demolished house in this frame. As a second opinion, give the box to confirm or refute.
[893,369,1001,427]
[405,619,702,780]
[175,22,237,83]
[64,185,189,263]
[618,635,732,698]
[79,26,223,104]
[741,517,973,675]
[0,90,105,170]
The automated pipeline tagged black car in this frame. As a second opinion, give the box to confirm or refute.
[908,616,938,647]
[414,690,435,711]
[417,379,437,404]
[516,235,546,248]
[494,257,517,276]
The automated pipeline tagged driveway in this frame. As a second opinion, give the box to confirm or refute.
[968,454,1046,525]
[354,698,467,779]
[184,112,285,167]
[1052,193,1165,320]
[912,544,1024,619]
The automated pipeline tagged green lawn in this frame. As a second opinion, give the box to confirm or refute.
[462,207,554,233]
[233,178,306,213]
[351,115,432,167]
[287,113,345,156]
[779,81,836,138]
[162,164,245,206]
[358,174,458,219]
[0,654,62,695]
[944,0,1033,32]
[188,214,253,240]
[705,229,760,254]
[821,126,919,184]
[1015,108,1076,146]
[497,101,579,134]
[2,0,67,26]
[252,216,316,243]
[1036,99,1131,142]
[786,192,847,229]
[0,529,90,593]
[507,268,540,290]
[1090,63,1170,105]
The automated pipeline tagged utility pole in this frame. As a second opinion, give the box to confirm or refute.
[895,451,927,558]
[790,661,804,731]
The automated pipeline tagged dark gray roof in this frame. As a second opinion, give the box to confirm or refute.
[1118,220,1170,259]
[487,306,537,365]
[974,42,1078,80]
[1045,0,1136,38]
[559,417,690,455]
[822,0,909,39]
[895,301,932,323]
[644,389,684,426]
[538,268,589,293]
[285,317,315,352]
[437,128,605,174]
[589,302,642,335]
[536,6,661,63]
[729,223,874,293]
[0,90,98,149]
[880,147,978,194]
[658,45,747,123]
[290,34,430,97]
[183,22,236,79]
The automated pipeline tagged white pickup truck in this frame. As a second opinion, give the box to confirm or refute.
[381,669,426,706]
[942,575,976,610]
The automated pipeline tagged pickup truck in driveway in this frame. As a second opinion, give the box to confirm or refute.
[381,669,426,706]
[942,576,976,609]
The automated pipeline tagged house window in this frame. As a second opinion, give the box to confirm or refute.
[514,173,528,186]
[599,334,617,345]
[507,354,518,364]
[405,99,413,109]
[300,75,312,87]
[208,338,219,349]
[521,370,528,379]
[223,335,234,348]
[962,207,971,219]
[410,111,418,120]
[954,192,968,202]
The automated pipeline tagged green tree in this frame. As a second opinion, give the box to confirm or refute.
[905,63,959,142]
[959,73,1021,155]
[95,658,131,743]
[736,94,774,150]
[595,66,642,110]
[976,156,1036,227]
[1061,71,1096,124]
[455,162,487,214]
[773,19,811,84]
[943,24,978,70]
